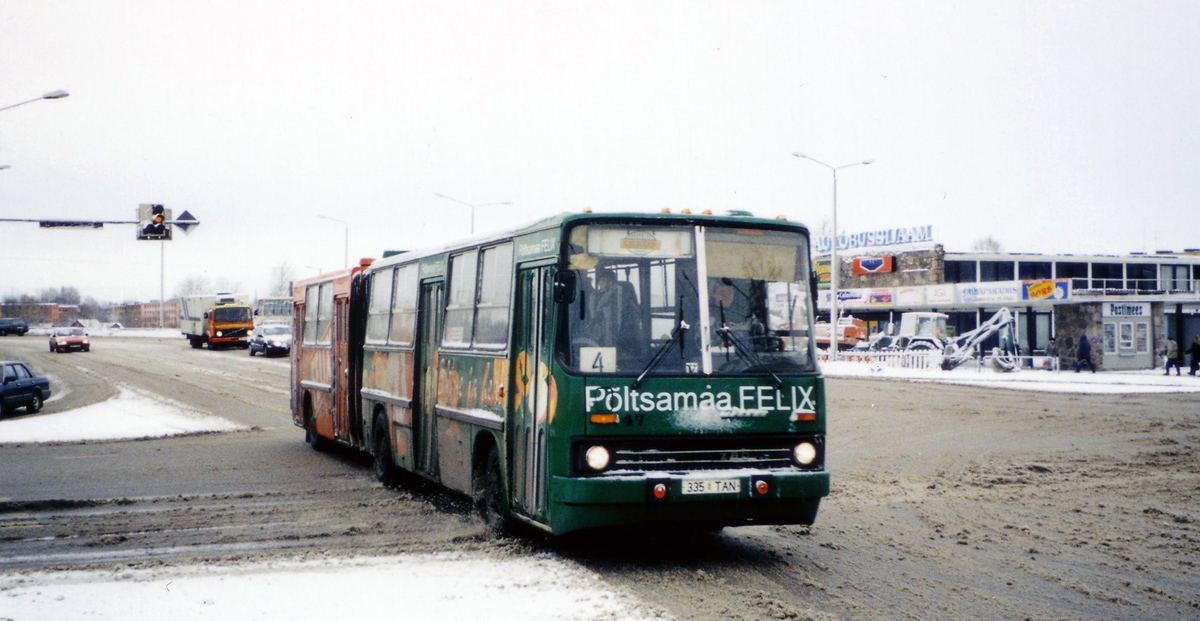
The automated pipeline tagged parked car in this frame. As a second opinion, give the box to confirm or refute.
[49,328,91,353]
[0,361,51,416]
[248,324,292,357]
[0,318,29,336]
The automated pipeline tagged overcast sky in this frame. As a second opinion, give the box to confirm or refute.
[2,1,1198,303]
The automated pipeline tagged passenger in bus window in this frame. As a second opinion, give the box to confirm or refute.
[588,267,645,365]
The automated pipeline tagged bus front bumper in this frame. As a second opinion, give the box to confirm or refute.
[548,469,829,535]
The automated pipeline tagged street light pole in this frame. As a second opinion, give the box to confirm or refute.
[317,215,348,269]
[792,152,873,363]
[0,89,69,113]
[433,193,512,235]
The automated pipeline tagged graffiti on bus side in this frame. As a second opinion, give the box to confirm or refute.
[513,350,557,425]
[436,355,508,413]
[364,350,415,402]
[299,348,331,387]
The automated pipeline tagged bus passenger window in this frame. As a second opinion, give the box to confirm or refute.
[389,264,418,345]
[474,244,513,348]
[304,285,319,344]
[316,283,334,345]
[366,269,393,344]
[444,251,478,347]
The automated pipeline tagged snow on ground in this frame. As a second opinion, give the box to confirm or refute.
[822,360,1200,394]
[0,384,244,444]
[26,327,185,338]
[0,552,658,621]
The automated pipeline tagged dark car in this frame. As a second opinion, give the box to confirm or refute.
[248,324,292,357]
[0,361,51,416]
[49,328,91,353]
[0,318,29,336]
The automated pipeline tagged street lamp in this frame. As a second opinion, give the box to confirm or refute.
[792,152,873,363]
[317,215,348,269]
[0,89,70,113]
[433,193,512,235]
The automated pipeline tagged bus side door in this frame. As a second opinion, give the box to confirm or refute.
[332,293,351,442]
[414,280,444,478]
[510,265,553,520]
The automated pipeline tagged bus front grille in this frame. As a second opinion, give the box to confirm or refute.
[572,435,824,475]
[614,446,794,471]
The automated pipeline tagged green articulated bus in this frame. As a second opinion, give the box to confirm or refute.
[292,210,829,536]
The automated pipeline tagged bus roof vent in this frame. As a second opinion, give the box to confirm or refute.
[726,210,755,217]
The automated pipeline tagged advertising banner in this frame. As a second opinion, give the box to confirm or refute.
[853,256,894,275]
[959,282,1021,304]
[895,286,924,305]
[814,258,831,289]
[926,284,956,305]
[1022,279,1070,301]
[868,289,894,306]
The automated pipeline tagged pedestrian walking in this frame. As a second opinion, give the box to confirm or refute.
[1074,333,1096,373]
[1163,338,1181,376]
[1189,336,1200,376]
[1045,337,1059,371]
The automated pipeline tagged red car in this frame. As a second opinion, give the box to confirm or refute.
[49,328,90,353]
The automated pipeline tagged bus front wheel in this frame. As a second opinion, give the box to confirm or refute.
[474,448,509,539]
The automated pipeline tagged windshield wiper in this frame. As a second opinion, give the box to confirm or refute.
[715,313,784,389]
[632,300,688,390]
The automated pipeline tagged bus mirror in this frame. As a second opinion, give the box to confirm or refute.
[810,273,819,308]
[554,270,577,304]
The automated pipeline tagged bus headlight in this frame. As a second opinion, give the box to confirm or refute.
[793,442,818,466]
[584,445,610,471]
[215,331,223,337]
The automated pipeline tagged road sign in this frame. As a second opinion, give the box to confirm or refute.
[171,210,200,233]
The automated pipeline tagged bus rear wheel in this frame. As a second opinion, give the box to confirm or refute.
[304,398,326,452]
[474,448,509,539]
[373,418,399,486]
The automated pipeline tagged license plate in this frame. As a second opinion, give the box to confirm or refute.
[681,479,740,495]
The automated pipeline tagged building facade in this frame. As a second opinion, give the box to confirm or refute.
[819,244,1200,371]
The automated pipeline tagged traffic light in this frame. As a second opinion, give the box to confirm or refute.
[137,204,172,240]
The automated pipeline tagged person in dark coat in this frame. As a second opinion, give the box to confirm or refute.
[1074,332,1096,373]
[1189,336,1200,376]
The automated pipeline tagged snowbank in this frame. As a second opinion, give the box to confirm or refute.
[0,553,656,621]
[822,360,1200,394]
[0,384,244,444]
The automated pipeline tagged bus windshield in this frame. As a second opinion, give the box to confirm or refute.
[561,222,816,377]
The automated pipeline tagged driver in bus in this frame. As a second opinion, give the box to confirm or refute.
[587,266,645,365]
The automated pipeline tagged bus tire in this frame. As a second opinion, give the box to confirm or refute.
[373,418,399,486]
[304,396,326,451]
[474,447,509,539]
[189,337,203,349]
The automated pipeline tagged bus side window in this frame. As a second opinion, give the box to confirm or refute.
[304,285,319,344]
[366,269,393,344]
[389,264,418,345]
[474,244,513,348]
[444,250,479,347]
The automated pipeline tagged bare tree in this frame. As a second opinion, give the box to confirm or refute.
[268,262,297,296]
[214,277,243,295]
[174,275,211,297]
[972,235,1004,253]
